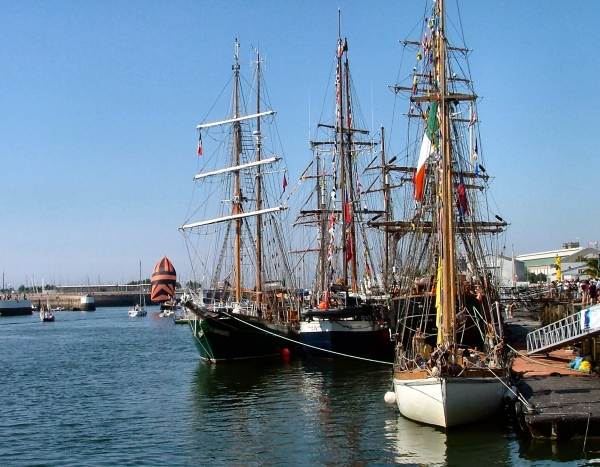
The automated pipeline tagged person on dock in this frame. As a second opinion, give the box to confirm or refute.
[590,281,597,305]
[507,300,515,319]
[581,280,590,305]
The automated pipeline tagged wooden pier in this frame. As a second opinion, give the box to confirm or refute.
[506,305,600,440]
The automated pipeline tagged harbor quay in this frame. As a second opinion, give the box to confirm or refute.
[505,299,600,441]
[26,291,153,310]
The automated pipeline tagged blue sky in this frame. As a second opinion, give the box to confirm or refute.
[1,1,598,288]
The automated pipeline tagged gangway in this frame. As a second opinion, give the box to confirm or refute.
[526,304,600,355]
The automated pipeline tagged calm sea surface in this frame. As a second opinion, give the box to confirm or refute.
[1,306,599,466]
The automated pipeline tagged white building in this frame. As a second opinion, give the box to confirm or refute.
[516,244,599,282]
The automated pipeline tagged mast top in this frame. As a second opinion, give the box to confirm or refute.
[233,38,240,71]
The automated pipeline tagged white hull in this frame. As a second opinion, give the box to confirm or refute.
[393,374,506,428]
[300,319,384,333]
[128,308,147,317]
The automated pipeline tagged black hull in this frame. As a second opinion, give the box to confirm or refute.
[0,308,33,316]
[300,326,394,361]
[189,314,300,363]
[0,301,33,317]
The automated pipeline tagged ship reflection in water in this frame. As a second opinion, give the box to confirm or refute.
[387,415,446,466]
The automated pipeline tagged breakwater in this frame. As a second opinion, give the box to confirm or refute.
[27,292,153,309]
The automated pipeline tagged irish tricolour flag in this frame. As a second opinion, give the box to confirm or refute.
[414,102,439,202]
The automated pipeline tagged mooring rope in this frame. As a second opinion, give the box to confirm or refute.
[218,309,394,365]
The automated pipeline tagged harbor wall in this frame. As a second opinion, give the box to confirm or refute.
[27,292,154,310]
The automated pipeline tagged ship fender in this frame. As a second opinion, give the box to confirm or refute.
[384,391,396,404]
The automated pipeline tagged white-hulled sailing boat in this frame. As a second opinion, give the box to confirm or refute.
[180,40,299,363]
[377,0,509,427]
[128,262,147,317]
[292,12,394,361]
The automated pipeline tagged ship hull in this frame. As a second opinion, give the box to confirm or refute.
[393,371,507,428]
[299,319,394,361]
[188,313,299,363]
[0,300,33,316]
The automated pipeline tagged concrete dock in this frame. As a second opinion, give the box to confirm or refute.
[27,292,153,310]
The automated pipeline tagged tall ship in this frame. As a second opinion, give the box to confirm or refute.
[292,12,394,362]
[180,40,299,363]
[376,0,510,427]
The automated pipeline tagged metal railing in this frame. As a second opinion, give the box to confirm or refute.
[526,304,600,354]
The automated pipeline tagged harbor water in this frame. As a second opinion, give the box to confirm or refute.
[1,307,598,466]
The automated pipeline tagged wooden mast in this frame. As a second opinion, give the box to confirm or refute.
[336,10,349,294]
[380,126,389,295]
[343,39,358,293]
[317,152,326,296]
[233,39,243,303]
[255,48,263,307]
[439,0,457,347]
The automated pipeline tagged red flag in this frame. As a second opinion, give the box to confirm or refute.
[346,234,353,261]
[281,174,288,197]
[197,133,203,156]
[344,196,351,226]
[457,176,470,221]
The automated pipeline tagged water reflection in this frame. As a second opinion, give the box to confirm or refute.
[188,358,600,466]
[518,437,600,464]
[387,412,515,466]
[387,415,447,465]
[188,358,396,466]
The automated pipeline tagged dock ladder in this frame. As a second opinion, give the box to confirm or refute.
[526,304,600,355]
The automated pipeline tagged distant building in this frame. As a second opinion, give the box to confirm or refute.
[55,284,150,294]
[516,244,599,282]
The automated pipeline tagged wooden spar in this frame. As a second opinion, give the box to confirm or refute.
[193,157,280,180]
[344,40,358,294]
[180,206,285,230]
[439,0,456,348]
[255,48,263,306]
[381,125,389,295]
[367,220,507,235]
[316,123,369,135]
[317,151,326,296]
[337,11,349,295]
[233,39,242,303]
[196,110,275,130]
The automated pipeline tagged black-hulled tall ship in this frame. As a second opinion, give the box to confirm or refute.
[292,12,394,361]
[180,40,299,363]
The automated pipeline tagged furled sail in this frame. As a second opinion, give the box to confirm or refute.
[150,256,177,303]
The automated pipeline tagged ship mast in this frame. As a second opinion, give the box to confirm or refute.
[380,126,389,295]
[232,39,243,303]
[343,38,358,293]
[255,48,263,307]
[336,10,349,294]
[439,0,457,346]
[317,152,326,295]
